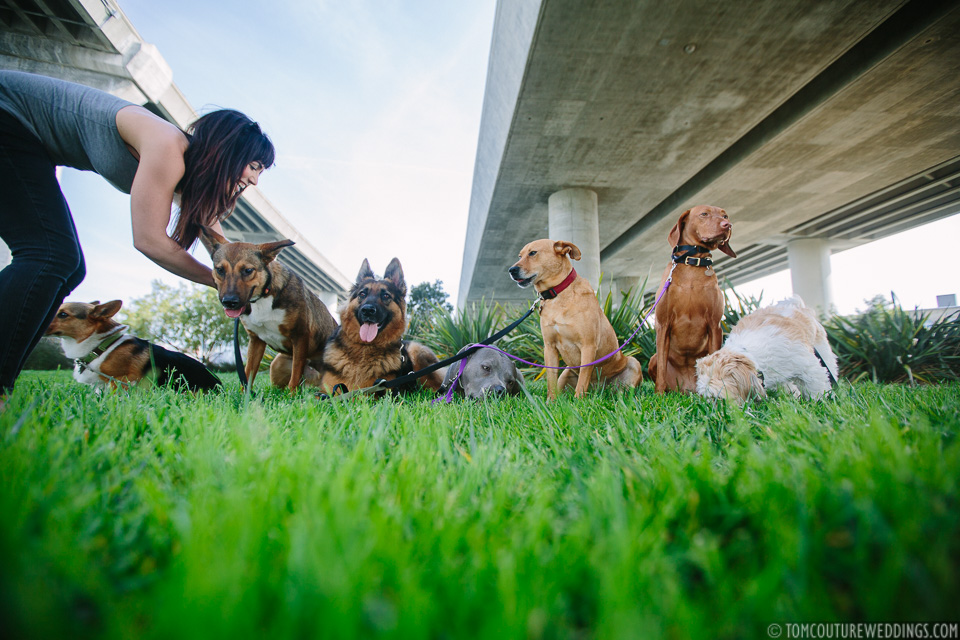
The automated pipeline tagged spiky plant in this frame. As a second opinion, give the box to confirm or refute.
[825,296,960,384]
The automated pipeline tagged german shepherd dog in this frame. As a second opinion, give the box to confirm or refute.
[199,227,338,392]
[45,300,222,392]
[321,258,445,394]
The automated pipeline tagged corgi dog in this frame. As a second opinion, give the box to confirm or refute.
[45,300,222,392]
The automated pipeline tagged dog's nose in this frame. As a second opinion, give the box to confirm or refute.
[720,219,731,229]
[359,304,379,322]
[508,266,520,278]
[488,384,506,396]
[221,295,241,310]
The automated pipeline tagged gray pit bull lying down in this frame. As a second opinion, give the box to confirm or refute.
[439,346,524,399]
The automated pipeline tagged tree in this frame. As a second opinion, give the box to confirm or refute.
[119,280,237,364]
[407,279,453,337]
[23,337,72,371]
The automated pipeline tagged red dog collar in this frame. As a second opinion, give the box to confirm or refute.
[540,268,577,300]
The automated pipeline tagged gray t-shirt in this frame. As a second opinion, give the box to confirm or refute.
[0,70,140,193]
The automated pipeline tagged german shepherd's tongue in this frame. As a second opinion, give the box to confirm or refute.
[224,308,244,319]
[359,322,379,342]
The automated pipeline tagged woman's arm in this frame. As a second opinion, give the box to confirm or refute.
[117,106,218,288]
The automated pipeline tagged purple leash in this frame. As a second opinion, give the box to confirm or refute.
[438,267,675,402]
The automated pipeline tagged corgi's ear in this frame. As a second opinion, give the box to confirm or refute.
[553,240,582,261]
[259,239,295,264]
[199,226,229,257]
[91,300,122,319]
[356,258,375,283]
[668,210,691,249]
[383,258,406,296]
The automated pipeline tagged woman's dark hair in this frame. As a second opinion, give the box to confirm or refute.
[173,109,275,249]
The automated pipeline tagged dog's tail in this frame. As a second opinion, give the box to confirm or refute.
[148,343,223,392]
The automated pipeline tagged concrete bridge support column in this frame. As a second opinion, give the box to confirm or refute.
[318,290,339,316]
[548,188,600,290]
[598,275,643,309]
[787,238,834,314]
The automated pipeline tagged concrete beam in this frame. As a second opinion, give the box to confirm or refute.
[460,0,960,307]
[456,0,544,308]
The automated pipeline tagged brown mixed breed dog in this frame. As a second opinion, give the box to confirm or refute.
[649,205,736,393]
[45,300,222,392]
[509,239,642,400]
[320,258,445,395]
[199,227,338,391]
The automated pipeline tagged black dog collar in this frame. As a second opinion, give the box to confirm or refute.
[672,244,713,268]
[539,268,577,300]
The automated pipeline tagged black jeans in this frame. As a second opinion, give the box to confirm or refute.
[0,108,85,394]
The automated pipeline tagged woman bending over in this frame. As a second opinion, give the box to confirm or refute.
[0,70,275,398]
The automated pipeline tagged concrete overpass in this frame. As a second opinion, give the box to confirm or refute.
[459,0,960,312]
[0,0,350,306]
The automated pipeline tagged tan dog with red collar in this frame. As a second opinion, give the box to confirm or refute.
[508,239,642,399]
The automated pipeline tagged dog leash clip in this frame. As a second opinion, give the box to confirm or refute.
[667,262,678,283]
[315,383,350,401]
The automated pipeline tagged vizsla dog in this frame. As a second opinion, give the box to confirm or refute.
[649,205,736,393]
[509,239,642,400]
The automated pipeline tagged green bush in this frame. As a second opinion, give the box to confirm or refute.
[825,297,960,384]
[414,299,508,359]
[720,282,764,334]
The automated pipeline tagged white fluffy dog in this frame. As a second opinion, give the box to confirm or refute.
[695,295,839,403]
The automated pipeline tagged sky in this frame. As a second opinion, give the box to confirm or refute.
[54,0,959,317]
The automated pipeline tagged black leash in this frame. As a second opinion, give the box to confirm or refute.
[814,346,838,387]
[234,317,248,391]
[320,300,539,401]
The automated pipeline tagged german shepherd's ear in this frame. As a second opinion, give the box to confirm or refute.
[356,258,375,283]
[258,239,295,264]
[383,258,406,295]
[199,226,229,257]
[668,210,690,248]
[553,240,581,261]
[90,300,122,319]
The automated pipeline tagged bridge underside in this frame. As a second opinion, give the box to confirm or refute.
[460,0,960,308]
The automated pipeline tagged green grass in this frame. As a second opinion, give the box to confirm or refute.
[1,371,958,639]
